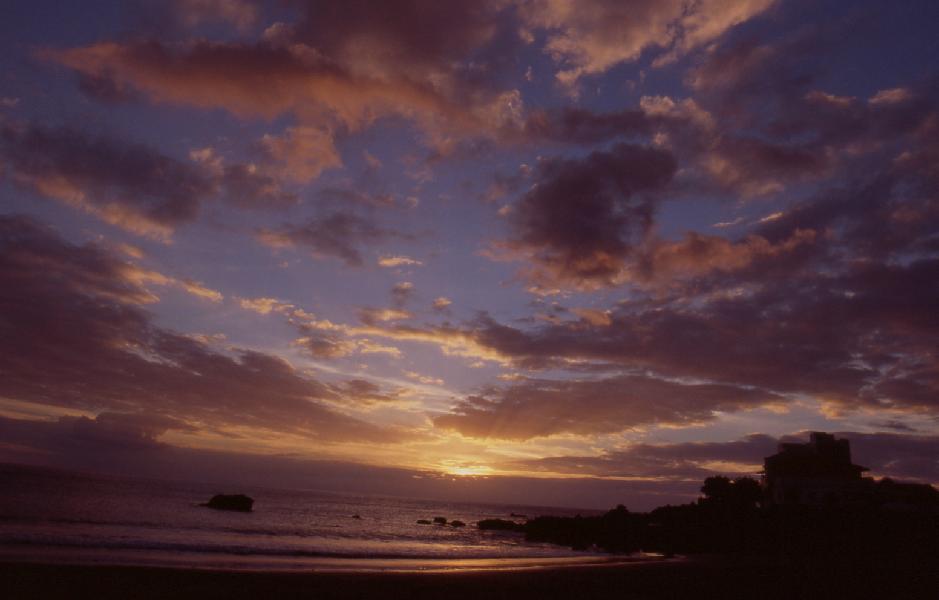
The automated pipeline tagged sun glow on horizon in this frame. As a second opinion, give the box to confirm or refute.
[442,463,495,477]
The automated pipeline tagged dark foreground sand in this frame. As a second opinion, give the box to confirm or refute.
[4,557,939,600]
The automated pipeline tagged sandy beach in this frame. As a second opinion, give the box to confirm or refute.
[5,556,939,600]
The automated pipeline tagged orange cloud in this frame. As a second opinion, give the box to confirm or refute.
[519,0,776,86]
[378,256,423,268]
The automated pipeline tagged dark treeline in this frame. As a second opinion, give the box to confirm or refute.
[479,476,939,568]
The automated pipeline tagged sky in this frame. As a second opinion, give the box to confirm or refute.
[0,0,937,510]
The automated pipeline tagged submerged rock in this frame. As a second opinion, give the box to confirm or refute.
[433,516,448,524]
[450,520,466,527]
[202,494,254,512]
[417,519,432,524]
[351,514,362,519]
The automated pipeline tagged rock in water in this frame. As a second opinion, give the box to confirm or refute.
[433,516,448,524]
[477,519,524,532]
[417,519,432,524]
[450,520,466,527]
[203,494,254,512]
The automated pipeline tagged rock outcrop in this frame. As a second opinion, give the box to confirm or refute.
[477,519,524,532]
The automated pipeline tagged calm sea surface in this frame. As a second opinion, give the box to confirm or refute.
[0,464,614,571]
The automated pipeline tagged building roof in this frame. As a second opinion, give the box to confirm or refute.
[764,432,868,479]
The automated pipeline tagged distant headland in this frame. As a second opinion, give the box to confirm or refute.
[478,433,939,562]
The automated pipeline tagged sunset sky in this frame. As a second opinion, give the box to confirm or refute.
[1,0,937,509]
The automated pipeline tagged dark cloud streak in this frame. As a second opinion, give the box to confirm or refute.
[258,212,414,267]
[507,143,677,287]
[0,214,399,442]
[0,123,213,237]
[512,431,939,485]
[435,376,782,440]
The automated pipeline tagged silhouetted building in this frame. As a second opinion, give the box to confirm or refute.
[762,432,868,507]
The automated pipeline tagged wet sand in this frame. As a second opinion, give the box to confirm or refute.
[4,556,938,600]
[0,544,651,573]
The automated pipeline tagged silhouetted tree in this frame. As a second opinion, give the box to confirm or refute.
[700,476,761,514]
[731,477,762,509]
[701,476,734,503]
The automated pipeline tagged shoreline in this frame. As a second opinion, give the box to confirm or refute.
[5,556,938,600]
[0,545,668,574]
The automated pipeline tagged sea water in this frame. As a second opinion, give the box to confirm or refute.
[0,463,611,571]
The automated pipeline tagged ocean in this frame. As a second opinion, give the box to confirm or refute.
[0,463,614,572]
